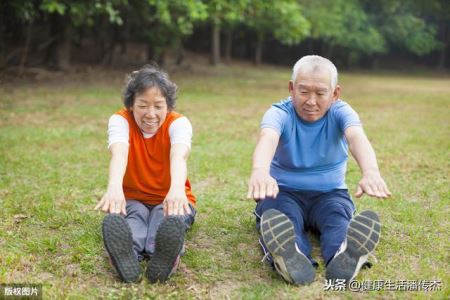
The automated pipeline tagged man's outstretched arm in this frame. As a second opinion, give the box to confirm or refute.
[247,128,281,200]
[345,126,391,199]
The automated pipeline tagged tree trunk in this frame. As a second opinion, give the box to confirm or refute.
[325,43,334,60]
[307,38,314,54]
[210,20,221,65]
[47,14,71,70]
[120,7,129,55]
[254,33,263,65]
[175,39,185,66]
[437,20,448,70]
[18,21,31,76]
[371,54,380,70]
[224,29,233,62]
[155,48,167,67]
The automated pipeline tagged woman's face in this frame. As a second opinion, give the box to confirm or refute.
[131,87,168,135]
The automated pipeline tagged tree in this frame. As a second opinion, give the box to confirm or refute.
[1,1,39,74]
[245,0,310,65]
[39,0,124,70]
[362,0,441,57]
[202,0,249,65]
[302,0,386,67]
[145,0,207,65]
[366,0,448,69]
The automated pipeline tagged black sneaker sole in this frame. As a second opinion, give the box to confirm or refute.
[326,210,381,281]
[146,216,185,283]
[260,209,315,285]
[102,213,142,283]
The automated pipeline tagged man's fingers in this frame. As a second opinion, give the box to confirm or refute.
[373,182,388,199]
[371,183,383,198]
[265,181,277,198]
[365,184,376,197]
[355,185,364,197]
[265,182,273,198]
[381,181,392,197]
[252,183,260,199]
[258,183,266,200]
[377,184,389,198]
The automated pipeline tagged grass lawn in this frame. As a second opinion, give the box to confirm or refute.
[0,63,449,299]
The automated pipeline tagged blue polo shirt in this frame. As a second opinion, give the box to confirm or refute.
[261,98,361,192]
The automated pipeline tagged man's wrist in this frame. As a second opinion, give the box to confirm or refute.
[362,168,380,176]
[252,166,270,172]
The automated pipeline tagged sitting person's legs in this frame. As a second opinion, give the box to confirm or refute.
[255,191,315,284]
[125,200,151,260]
[307,189,355,264]
[102,200,148,283]
[146,204,196,283]
[307,189,381,281]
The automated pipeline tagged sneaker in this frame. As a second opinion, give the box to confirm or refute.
[326,210,381,281]
[102,214,142,283]
[146,216,185,283]
[260,209,315,285]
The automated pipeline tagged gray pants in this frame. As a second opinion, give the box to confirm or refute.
[125,200,196,261]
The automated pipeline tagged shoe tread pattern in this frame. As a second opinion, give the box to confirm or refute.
[326,210,381,281]
[102,214,142,283]
[260,209,315,285]
[146,216,185,283]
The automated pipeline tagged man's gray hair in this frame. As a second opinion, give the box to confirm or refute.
[291,55,338,89]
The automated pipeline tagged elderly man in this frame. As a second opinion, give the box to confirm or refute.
[247,55,391,285]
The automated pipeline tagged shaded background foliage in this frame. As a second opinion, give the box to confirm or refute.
[1,0,449,72]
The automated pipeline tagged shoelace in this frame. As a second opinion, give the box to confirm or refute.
[258,238,273,263]
[261,251,270,263]
[368,252,378,263]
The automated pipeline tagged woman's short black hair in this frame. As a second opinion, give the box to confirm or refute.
[123,64,177,110]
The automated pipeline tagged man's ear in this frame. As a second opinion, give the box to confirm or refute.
[332,85,341,101]
[288,80,294,95]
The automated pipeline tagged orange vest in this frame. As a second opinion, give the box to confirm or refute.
[116,108,196,206]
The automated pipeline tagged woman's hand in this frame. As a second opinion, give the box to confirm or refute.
[163,187,192,216]
[94,185,127,215]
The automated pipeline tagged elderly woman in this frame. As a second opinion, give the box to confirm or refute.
[95,65,196,283]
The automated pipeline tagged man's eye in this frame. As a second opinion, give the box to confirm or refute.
[155,106,163,110]
[138,106,147,109]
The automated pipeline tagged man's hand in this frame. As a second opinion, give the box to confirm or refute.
[247,169,279,200]
[355,169,391,199]
[94,185,127,215]
[164,188,192,216]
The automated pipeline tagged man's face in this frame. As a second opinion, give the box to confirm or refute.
[131,87,168,135]
[289,70,340,122]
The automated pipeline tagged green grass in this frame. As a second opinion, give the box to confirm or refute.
[0,63,449,299]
